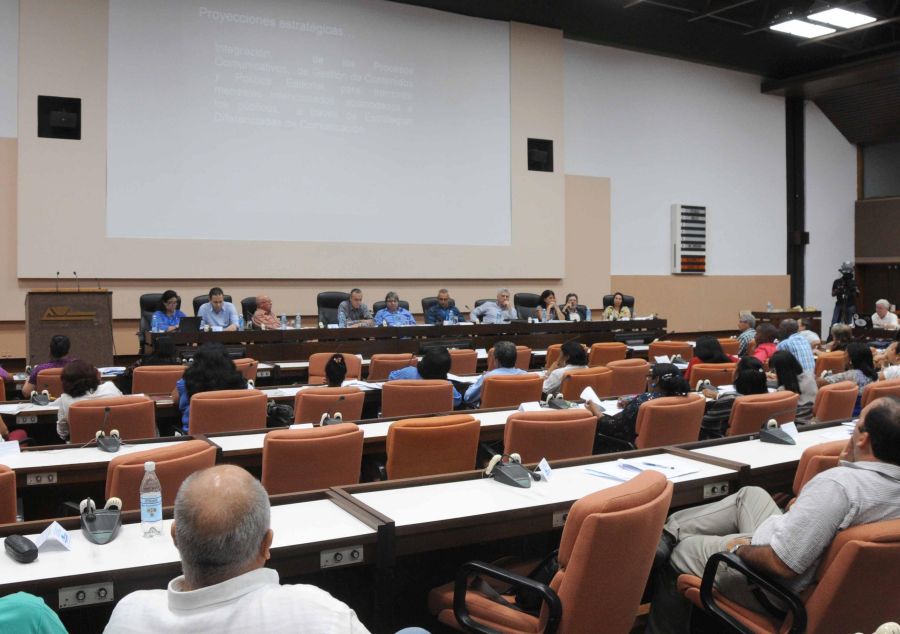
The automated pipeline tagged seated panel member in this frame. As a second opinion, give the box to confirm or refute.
[562,292,588,322]
[425,288,461,325]
[251,295,280,330]
[470,288,518,324]
[197,287,240,332]
[337,288,375,328]
[873,298,899,330]
[388,347,462,408]
[373,292,416,326]
[536,289,565,322]
[464,341,527,407]
[23,334,73,397]
[152,290,187,332]
[602,291,631,321]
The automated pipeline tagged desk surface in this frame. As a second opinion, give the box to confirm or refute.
[690,424,852,469]
[0,440,187,471]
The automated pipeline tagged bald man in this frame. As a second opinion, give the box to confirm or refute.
[105,465,370,633]
[251,295,280,329]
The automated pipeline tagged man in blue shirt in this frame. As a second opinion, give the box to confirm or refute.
[388,346,462,408]
[197,287,240,331]
[374,292,416,326]
[775,318,816,373]
[464,341,528,407]
[425,289,462,325]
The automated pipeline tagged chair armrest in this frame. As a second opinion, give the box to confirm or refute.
[453,560,561,634]
[699,552,806,634]
[594,431,636,452]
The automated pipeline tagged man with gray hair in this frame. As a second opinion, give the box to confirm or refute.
[736,313,756,356]
[105,465,369,633]
[470,288,518,324]
[873,299,899,330]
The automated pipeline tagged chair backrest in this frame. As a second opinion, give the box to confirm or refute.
[316,291,350,325]
[606,359,650,396]
[504,409,598,463]
[381,380,453,418]
[514,293,542,320]
[133,364,185,396]
[240,296,257,322]
[546,344,562,369]
[138,293,168,333]
[561,366,614,400]
[188,389,267,435]
[648,341,693,361]
[602,293,636,312]
[717,338,741,356]
[486,345,532,371]
[293,387,365,423]
[861,378,900,409]
[449,349,477,376]
[550,471,672,634]
[473,298,492,309]
[727,391,799,437]
[193,294,232,316]
[307,353,363,385]
[372,300,411,314]
[0,465,16,524]
[385,414,480,479]
[233,358,258,381]
[813,380,858,422]
[634,393,705,449]
[35,367,65,397]
[588,342,628,367]
[480,373,544,409]
[262,424,364,494]
[690,362,737,387]
[815,351,849,376]
[421,296,456,314]
[792,439,845,497]
[368,353,415,381]
[105,439,217,511]
[68,395,157,443]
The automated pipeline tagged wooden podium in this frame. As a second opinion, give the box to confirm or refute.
[26,290,114,368]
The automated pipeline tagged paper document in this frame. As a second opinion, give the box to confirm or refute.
[585,457,698,482]
[447,373,478,384]
[654,355,671,364]
[580,386,602,406]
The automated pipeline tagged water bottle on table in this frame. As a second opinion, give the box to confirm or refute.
[140,461,163,538]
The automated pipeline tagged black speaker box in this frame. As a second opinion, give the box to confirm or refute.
[38,95,81,140]
[527,138,553,172]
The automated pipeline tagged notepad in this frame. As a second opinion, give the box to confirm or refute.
[585,457,698,482]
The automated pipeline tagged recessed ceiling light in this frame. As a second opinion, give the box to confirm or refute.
[770,19,836,38]
[808,8,877,28]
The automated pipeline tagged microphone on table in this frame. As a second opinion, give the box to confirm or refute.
[56,271,60,293]
[73,271,79,291]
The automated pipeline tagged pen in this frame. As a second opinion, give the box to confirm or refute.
[642,461,676,470]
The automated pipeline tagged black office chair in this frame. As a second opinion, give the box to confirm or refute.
[240,297,258,323]
[138,293,166,355]
[602,294,636,314]
[372,300,410,314]
[193,294,233,316]
[421,296,456,314]
[317,292,350,326]
[514,293,542,320]
[473,299,493,308]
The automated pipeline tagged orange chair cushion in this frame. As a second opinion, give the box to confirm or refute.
[386,415,479,479]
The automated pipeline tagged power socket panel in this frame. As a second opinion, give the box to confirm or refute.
[702,482,730,499]
[16,414,38,425]
[59,582,114,609]
[320,545,364,569]
[26,472,58,485]
[552,510,569,528]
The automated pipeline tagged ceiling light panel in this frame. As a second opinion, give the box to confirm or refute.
[808,8,877,28]
[770,19,836,38]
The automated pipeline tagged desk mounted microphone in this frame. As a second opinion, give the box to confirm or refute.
[55,271,60,293]
[759,418,795,445]
[73,271,79,292]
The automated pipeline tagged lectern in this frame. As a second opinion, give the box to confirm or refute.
[26,290,114,368]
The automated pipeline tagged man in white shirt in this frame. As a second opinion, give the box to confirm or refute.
[104,465,370,634]
[873,299,899,330]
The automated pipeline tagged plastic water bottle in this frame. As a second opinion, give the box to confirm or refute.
[150,313,160,333]
[767,301,773,312]
[280,314,287,329]
[140,461,163,538]
[237,314,245,331]
[294,313,301,329]
[586,307,592,321]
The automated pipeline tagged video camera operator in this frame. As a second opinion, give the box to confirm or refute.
[831,260,858,327]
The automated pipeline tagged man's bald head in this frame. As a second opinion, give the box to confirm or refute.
[173,465,271,589]
[256,295,272,312]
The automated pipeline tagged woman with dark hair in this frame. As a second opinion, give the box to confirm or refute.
[700,356,768,439]
[768,350,817,423]
[685,336,737,383]
[23,334,72,397]
[151,290,186,332]
[602,292,631,321]
[587,363,690,448]
[819,341,879,416]
[750,322,778,364]
[536,290,565,322]
[325,354,348,387]
[543,340,588,394]
[56,360,122,441]
[174,343,245,433]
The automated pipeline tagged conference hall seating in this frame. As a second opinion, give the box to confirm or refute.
[634,393,705,449]
[486,345,532,371]
[132,365,184,395]
[307,352,363,384]
[689,362,737,387]
[68,395,157,443]
[560,366,613,400]
[480,374,544,409]
[381,380,454,418]
[588,342,628,367]
[503,409,598,463]
[367,353,416,381]
[726,391,799,437]
[187,389,267,435]
[812,381,858,422]
[262,424,364,495]
[293,387,365,424]
[606,359,650,396]
[385,415,480,479]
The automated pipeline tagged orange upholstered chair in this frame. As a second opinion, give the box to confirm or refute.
[261,424,363,494]
[487,346,532,371]
[545,344,562,369]
[69,395,157,443]
[381,380,453,418]
[634,393,705,449]
[588,342,628,367]
[812,380,858,422]
[480,374,544,409]
[791,439,845,502]
[560,366,614,400]
[385,414,480,479]
[233,358,258,381]
[606,359,650,396]
[727,391,798,437]
[648,341,693,362]
[449,349,478,376]
[293,387,364,424]
[105,439,216,511]
[678,518,900,634]
[689,363,737,388]
[717,338,741,356]
[815,350,848,376]
[188,389,267,435]
[34,367,65,397]
[132,365,185,395]
[0,465,16,524]
[861,378,900,409]
[368,353,415,381]
[503,409,598,463]
[307,353,362,384]
[430,471,673,634]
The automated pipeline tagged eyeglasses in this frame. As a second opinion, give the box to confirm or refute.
[165,299,178,306]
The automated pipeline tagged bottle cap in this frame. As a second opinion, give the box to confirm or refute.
[144,461,156,472]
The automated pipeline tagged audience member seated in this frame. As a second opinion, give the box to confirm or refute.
[818,341,878,417]
[175,343,246,434]
[602,291,631,321]
[325,354,348,387]
[797,317,821,347]
[152,290,186,332]
[424,288,461,325]
[463,341,527,407]
[536,289,565,322]
[373,291,416,326]
[337,288,375,328]
[22,334,72,397]
[699,356,768,439]
[736,312,756,356]
[56,360,123,441]
[0,592,67,634]
[104,465,370,633]
[388,346,461,407]
[750,322,778,365]
[684,336,736,384]
[197,287,240,332]
[776,318,816,373]
[251,294,280,330]
[562,292,588,321]
[543,340,588,394]
[877,334,900,379]
[823,322,853,352]
[768,350,817,423]
[873,298,899,330]
[646,397,900,634]
[470,288,518,323]
[587,363,690,448]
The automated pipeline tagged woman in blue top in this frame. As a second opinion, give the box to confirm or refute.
[175,342,246,432]
[152,290,187,332]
